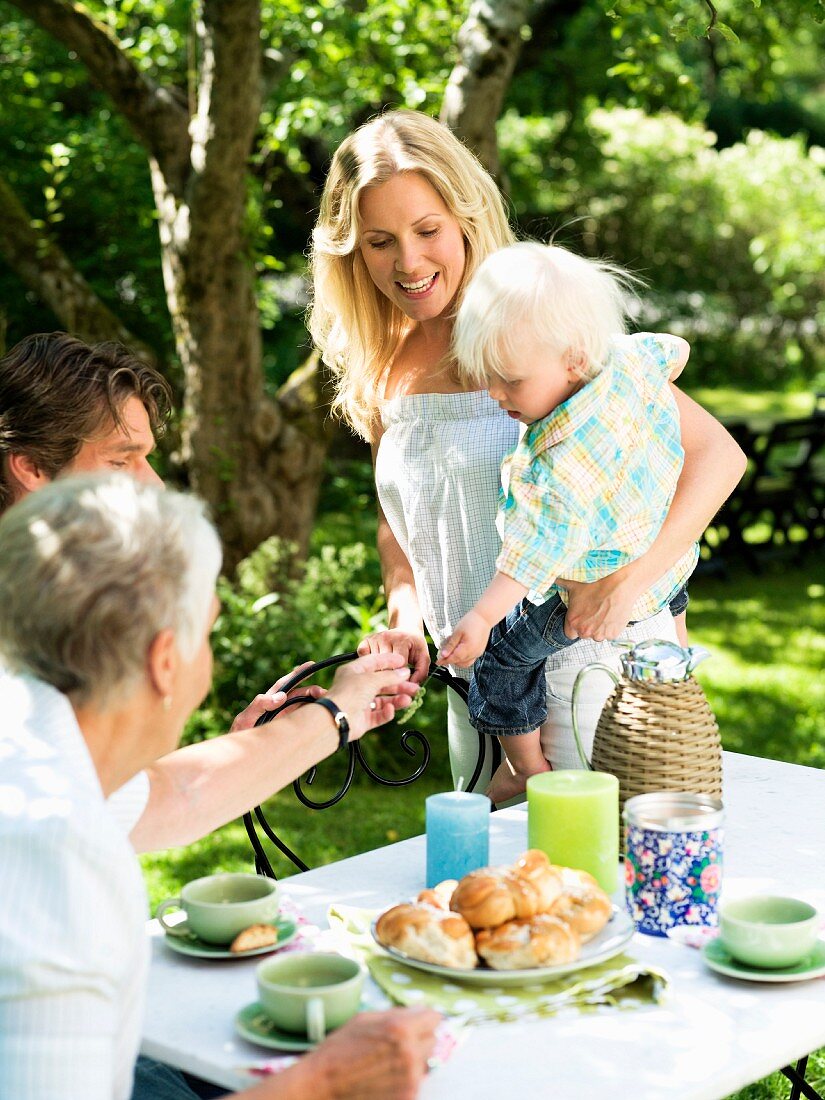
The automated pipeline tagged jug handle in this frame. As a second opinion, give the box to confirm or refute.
[571,663,620,770]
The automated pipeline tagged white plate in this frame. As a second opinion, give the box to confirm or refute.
[371,906,634,985]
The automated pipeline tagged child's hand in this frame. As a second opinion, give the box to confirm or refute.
[437,611,491,668]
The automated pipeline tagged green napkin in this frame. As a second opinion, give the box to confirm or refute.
[328,904,668,1024]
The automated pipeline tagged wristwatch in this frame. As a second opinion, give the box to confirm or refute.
[306,697,350,751]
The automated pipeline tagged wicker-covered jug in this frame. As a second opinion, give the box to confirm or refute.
[571,640,723,835]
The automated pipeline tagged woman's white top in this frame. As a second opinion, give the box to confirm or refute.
[0,674,148,1099]
[376,390,519,676]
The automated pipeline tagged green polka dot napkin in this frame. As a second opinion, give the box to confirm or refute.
[328,905,668,1024]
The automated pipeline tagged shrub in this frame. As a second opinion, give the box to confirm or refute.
[186,536,387,745]
[498,108,825,388]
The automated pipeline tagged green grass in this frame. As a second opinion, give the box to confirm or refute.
[683,387,816,425]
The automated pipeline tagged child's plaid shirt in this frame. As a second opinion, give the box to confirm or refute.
[496,332,699,619]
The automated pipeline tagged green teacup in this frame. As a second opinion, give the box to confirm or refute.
[256,952,365,1041]
[719,895,820,969]
[156,873,279,945]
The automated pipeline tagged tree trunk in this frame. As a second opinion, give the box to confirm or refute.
[6,0,330,571]
[440,0,533,179]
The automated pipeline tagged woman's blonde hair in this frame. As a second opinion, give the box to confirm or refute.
[308,110,515,440]
[454,242,642,388]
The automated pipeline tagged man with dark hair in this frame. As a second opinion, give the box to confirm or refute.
[0,332,172,511]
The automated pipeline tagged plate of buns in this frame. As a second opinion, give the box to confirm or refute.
[372,850,633,984]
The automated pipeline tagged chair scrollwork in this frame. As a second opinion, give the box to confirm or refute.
[243,651,498,878]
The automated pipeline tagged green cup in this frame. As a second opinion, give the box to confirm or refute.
[719,895,820,969]
[256,952,365,1041]
[156,872,279,945]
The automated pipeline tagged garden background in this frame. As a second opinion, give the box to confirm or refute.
[1,2,823,1096]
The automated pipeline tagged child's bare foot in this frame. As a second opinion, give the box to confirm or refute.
[485,757,551,805]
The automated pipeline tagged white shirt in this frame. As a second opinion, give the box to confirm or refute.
[0,674,149,1099]
[0,662,150,838]
[377,390,519,677]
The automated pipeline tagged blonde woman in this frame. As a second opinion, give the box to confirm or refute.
[309,109,746,787]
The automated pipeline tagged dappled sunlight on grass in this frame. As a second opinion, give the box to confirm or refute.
[687,562,824,769]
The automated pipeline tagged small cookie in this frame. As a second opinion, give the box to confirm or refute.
[229,923,278,953]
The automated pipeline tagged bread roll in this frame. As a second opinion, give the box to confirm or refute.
[476,914,581,970]
[552,865,601,892]
[416,880,458,911]
[375,902,478,969]
[548,885,612,942]
[450,850,563,929]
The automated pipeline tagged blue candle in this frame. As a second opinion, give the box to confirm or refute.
[425,791,491,888]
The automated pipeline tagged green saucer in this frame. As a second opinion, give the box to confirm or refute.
[163,916,298,959]
[702,937,825,983]
[234,1002,318,1052]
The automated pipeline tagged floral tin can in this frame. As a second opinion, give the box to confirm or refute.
[623,792,724,937]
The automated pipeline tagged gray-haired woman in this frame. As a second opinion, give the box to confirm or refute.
[0,474,436,1100]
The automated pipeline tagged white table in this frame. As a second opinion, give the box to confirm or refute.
[142,752,825,1099]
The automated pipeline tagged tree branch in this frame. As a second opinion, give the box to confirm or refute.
[186,0,262,266]
[7,0,191,191]
[440,0,533,178]
[0,173,158,363]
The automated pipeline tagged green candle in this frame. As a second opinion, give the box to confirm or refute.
[526,771,619,894]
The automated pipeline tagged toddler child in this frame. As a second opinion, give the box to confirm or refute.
[437,241,697,805]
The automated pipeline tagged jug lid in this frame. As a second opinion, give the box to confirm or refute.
[614,638,710,682]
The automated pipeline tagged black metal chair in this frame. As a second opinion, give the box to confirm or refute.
[243,652,501,879]
[710,416,825,569]
[727,416,825,561]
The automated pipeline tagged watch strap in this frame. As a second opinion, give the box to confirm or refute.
[305,696,350,751]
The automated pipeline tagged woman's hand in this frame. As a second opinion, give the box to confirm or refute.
[561,574,641,642]
[328,651,420,740]
[357,628,431,684]
[229,662,325,731]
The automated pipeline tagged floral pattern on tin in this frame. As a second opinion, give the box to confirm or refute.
[625,826,723,937]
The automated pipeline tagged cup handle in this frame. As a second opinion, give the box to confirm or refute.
[306,996,326,1044]
[156,897,188,936]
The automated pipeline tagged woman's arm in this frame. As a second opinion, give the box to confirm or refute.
[129,653,417,852]
[563,386,747,641]
[356,435,431,682]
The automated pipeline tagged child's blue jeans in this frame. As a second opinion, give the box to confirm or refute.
[468,586,689,737]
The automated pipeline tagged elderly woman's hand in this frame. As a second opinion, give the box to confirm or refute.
[328,651,419,739]
[357,628,431,684]
[229,662,325,731]
[292,1006,441,1100]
